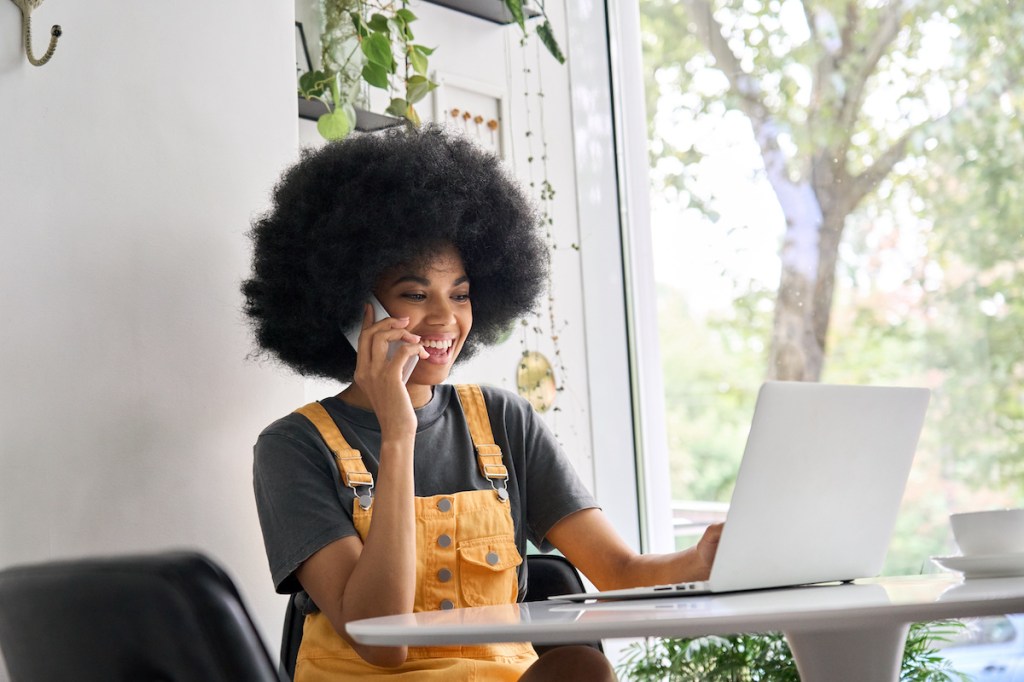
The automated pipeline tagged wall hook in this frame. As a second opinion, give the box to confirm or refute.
[9,0,62,66]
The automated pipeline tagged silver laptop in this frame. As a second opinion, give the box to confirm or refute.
[552,381,930,601]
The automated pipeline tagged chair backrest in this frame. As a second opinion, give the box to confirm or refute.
[523,554,603,654]
[0,551,282,682]
[523,553,588,601]
[280,592,304,681]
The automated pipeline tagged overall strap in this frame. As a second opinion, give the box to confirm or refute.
[454,384,510,501]
[294,402,374,508]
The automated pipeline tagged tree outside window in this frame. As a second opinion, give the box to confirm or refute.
[639,0,1024,573]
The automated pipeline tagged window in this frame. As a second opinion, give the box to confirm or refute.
[633,0,1024,567]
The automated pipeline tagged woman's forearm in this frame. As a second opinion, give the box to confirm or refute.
[615,548,709,589]
[335,437,417,666]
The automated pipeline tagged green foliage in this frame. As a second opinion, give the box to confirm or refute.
[301,1,438,140]
[303,2,568,140]
[503,0,565,63]
[641,0,1024,563]
[617,622,969,681]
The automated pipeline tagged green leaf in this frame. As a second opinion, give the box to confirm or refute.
[406,75,437,105]
[385,97,409,118]
[395,8,417,24]
[503,0,526,31]
[412,44,435,56]
[536,21,565,64]
[409,47,428,76]
[328,72,341,108]
[407,104,422,127]
[361,32,394,69]
[340,102,357,130]
[298,69,331,98]
[367,13,390,33]
[349,12,367,38]
[317,108,353,140]
[361,61,390,89]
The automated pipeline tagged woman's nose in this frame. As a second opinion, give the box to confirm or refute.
[424,297,456,324]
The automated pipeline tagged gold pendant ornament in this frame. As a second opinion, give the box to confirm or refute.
[516,351,557,413]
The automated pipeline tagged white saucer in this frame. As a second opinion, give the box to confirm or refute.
[931,552,1024,579]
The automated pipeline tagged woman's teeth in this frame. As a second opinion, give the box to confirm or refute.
[422,339,453,349]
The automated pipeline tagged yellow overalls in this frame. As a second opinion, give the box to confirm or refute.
[291,384,539,680]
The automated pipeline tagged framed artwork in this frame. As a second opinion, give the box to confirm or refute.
[295,22,312,77]
[431,73,510,160]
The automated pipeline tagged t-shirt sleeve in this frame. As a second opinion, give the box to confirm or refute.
[252,417,358,594]
[510,394,600,550]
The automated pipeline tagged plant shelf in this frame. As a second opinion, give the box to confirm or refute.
[422,0,539,25]
[298,97,404,132]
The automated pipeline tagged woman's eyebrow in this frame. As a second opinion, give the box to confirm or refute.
[390,275,470,286]
[392,275,430,286]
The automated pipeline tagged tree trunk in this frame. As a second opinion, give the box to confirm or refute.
[766,186,825,382]
[767,154,849,382]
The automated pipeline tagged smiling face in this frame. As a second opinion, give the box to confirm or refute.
[374,244,472,389]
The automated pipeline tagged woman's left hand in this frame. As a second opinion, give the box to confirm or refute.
[691,522,724,580]
[546,509,726,590]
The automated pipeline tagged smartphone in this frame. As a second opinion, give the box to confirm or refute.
[343,295,419,383]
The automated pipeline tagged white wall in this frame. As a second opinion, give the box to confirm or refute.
[0,0,303,674]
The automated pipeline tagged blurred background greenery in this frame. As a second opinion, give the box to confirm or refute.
[638,0,1024,576]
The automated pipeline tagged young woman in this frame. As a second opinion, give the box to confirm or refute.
[243,126,722,681]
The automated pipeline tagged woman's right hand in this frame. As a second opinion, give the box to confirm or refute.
[351,304,427,438]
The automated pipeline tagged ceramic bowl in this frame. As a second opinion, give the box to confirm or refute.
[951,509,1024,556]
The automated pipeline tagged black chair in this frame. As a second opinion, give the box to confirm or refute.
[279,592,305,681]
[0,551,283,682]
[522,554,604,655]
[278,553,599,679]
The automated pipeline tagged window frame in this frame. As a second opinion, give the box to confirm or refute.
[565,0,675,554]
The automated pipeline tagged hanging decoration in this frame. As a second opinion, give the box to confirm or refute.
[514,29,574,415]
[516,351,557,413]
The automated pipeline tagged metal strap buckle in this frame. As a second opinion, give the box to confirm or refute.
[348,480,374,510]
[481,463,509,481]
[343,471,374,487]
[476,443,503,457]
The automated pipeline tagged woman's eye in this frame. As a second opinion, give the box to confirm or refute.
[402,293,426,301]
[452,293,470,302]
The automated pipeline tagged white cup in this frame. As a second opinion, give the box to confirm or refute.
[951,509,1024,556]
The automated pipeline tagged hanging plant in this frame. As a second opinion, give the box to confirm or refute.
[298,1,565,141]
[299,0,438,140]
[501,0,565,64]
[513,17,577,426]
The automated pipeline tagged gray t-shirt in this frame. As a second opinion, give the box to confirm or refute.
[253,384,598,608]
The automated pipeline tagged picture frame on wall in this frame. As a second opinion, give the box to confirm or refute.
[295,22,312,77]
[431,73,510,161]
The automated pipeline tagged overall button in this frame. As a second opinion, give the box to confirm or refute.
[440,599,455,610]
[437,498,452,513]
[486,551,500,566]
[437,568,452,583]
[438,534,452,548]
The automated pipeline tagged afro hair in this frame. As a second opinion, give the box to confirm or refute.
[241,125,549,382]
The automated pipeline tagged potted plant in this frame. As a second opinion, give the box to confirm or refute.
[299,0,565,140]
[616,623,970,681]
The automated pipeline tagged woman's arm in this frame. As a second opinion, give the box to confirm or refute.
[295,307,427,667]
[295,434,417,668]
[545,508,723,590]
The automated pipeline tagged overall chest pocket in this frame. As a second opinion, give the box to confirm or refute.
[457,535,523,607]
